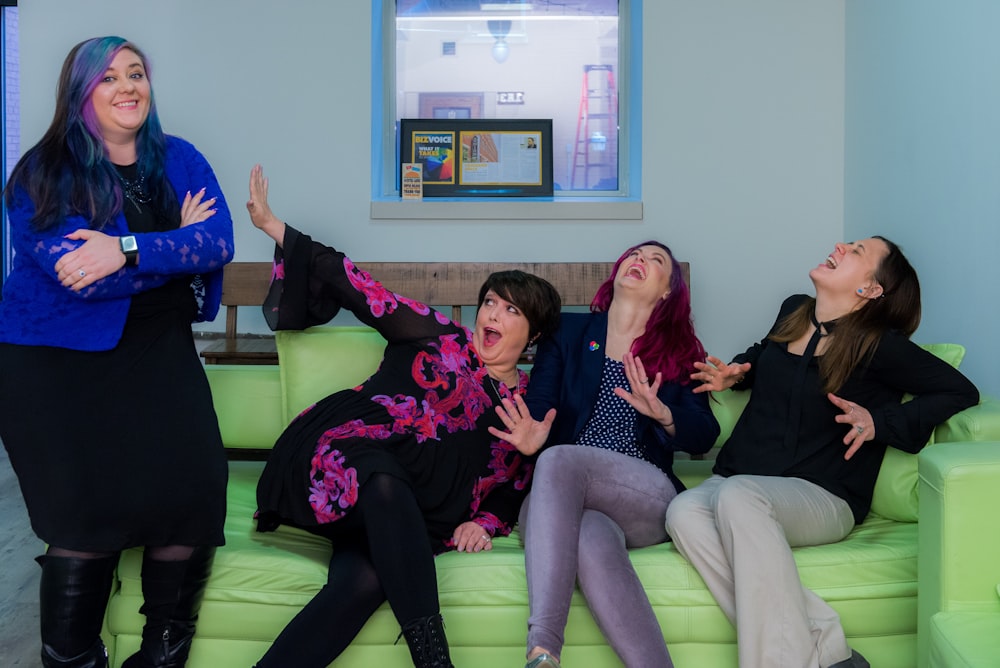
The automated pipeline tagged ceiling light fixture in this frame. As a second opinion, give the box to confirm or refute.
[487,19,512,63]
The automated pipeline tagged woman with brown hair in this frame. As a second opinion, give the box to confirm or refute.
[666,237,978,668]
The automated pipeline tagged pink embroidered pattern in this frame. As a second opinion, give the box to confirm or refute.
[344,257,430,318]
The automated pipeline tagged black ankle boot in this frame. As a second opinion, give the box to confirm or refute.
[37,553,118,668]
[120,546,215,668]
[399,613,455,668]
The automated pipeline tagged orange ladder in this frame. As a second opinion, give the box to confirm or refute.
[571,64,618,190]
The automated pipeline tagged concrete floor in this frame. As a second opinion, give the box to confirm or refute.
[0,442,45,666]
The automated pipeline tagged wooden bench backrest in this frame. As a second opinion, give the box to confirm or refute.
[219,260,691,337]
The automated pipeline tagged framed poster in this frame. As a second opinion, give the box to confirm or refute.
[400,119,553,197]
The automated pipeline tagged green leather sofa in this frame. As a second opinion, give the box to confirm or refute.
[101,327,1000,667]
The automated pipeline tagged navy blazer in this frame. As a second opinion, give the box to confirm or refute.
[525,311,720,492]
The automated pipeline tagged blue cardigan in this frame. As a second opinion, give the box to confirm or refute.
[525,311,720,492]
[0,136,234,351]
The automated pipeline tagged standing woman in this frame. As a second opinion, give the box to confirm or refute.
[493,242,720,668]
[0,37,233,668]
[667,238,979,668]
[246,165,562,668]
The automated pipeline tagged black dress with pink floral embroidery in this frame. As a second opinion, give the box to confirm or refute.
[255,226,532,552]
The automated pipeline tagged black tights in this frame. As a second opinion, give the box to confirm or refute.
[47,544,194,561]
[256,473,440,668]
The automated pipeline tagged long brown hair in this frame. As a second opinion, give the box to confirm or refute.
[770,236,921,394]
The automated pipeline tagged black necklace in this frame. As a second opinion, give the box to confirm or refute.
[809,310,828,337]
[484,371,515,404]
[809,310,837,337]
[117,167,152,210]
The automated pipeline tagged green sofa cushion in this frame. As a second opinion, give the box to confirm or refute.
[113,461,917,647]
[929,611,1000,667]
[869,343,966,522]
[275,326,387,424]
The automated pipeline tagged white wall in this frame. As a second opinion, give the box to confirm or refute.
[845,0,1000,397]
[16,0,845,362]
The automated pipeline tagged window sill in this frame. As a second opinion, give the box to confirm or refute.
[369,199,643,221]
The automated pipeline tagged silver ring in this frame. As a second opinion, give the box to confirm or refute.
[78,270,86,277]
[855,425,864,434]
[481,535,489,541]
[848,406,854,414]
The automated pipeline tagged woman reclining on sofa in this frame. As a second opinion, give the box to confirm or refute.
[667,236,978,668]
[244,165,562,668]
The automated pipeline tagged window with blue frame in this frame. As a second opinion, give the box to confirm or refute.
[373,0,641,200]
[1,2,18,285]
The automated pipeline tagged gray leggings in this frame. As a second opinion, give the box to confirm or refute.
[520,444,678,667]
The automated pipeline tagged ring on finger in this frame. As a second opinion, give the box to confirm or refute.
[855,425,864,435]
[78,269,86,278]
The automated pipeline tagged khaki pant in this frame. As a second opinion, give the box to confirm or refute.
[665,474,855,668]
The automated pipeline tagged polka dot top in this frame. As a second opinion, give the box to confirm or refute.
[576,356,647,461]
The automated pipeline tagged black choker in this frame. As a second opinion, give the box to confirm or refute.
[809,310,837,337]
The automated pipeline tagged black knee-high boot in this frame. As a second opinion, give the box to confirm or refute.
[121,546,215,668]
[37,553,119,668]
[399,613,455,668]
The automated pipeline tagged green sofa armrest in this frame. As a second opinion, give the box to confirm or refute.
[934,395,1000,443]
[917,441,1000,667]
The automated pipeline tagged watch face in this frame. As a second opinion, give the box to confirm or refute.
[121,236,139,253]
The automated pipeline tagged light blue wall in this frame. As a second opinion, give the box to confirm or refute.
[15,0,844,364]
[846,0,1000,396]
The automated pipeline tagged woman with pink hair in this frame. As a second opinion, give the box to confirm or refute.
[493,241,719,668]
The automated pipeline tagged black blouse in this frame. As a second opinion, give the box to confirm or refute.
[713,294,979,523]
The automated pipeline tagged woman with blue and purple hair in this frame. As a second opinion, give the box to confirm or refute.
[492,242,720,668]
[0,36,233,668]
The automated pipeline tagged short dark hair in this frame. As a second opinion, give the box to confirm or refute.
[477,270,562,345]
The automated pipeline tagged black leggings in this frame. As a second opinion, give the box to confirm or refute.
[256,473,440,668]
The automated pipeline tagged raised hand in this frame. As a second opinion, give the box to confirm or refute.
[828,393,874,460]
[246,164,286,245]
[614,353,675,430]
[488,393,555,456]
[691,355,751,394]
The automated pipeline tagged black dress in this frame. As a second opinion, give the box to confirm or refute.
[0,170,227,552]
[255,226,532,552]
